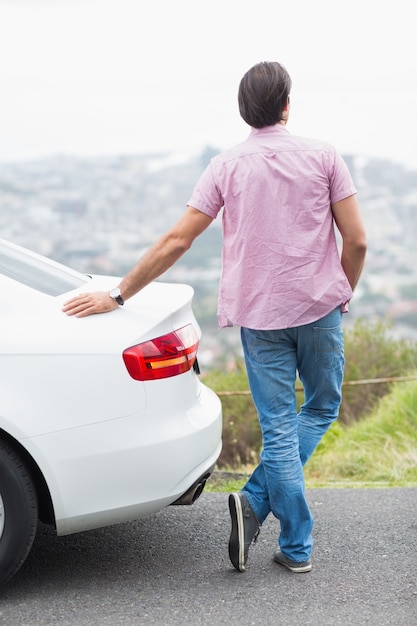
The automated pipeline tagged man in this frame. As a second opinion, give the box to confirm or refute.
[63,61,367,574]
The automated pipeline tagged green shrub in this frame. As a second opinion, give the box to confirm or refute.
[341,318,417,422]
[202,360,260,468]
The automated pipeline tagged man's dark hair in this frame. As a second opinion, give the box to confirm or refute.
[238,61,292,128]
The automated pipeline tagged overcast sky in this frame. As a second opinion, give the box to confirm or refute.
[1,0,416,168]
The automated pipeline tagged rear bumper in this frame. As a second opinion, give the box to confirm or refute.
[21,379,222,535]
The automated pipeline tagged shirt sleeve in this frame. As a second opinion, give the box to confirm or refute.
[187,161,224,219]
[328,150,357,205]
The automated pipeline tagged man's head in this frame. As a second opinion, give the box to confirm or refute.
[238,61,292,128]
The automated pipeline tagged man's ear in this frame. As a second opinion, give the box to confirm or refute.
[281,97,290,123]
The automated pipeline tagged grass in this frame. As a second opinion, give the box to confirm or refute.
[205,380,417,492]
[205,472,250,493]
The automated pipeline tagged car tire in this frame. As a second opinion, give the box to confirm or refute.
[0,439,38,587]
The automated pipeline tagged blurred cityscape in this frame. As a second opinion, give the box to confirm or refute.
[1,148,417,369]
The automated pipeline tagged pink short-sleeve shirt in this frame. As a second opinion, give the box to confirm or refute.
[188,125,356,330]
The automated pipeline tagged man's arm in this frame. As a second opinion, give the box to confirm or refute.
[62,206,213,317]
[331,194,367,291]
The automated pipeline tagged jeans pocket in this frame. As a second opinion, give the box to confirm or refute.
[313,325,344,369]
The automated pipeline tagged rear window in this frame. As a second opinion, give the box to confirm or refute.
[0,240,90,296]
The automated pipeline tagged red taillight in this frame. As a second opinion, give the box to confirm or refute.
[122,324,199,381]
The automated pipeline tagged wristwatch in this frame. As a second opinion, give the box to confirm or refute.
[109,287,124,306]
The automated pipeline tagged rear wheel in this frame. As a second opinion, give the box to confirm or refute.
[0,439,38,586]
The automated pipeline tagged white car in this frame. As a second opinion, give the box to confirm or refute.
[0,238,222,586]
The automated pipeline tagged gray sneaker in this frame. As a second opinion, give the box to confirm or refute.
[228,492,260,572]
[274,549,312,573]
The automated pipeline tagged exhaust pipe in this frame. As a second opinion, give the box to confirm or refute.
[170,472,211,506]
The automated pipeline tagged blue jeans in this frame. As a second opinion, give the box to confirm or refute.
[240,307,344,562]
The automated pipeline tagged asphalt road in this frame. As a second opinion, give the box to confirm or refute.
[0,488,416,626]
